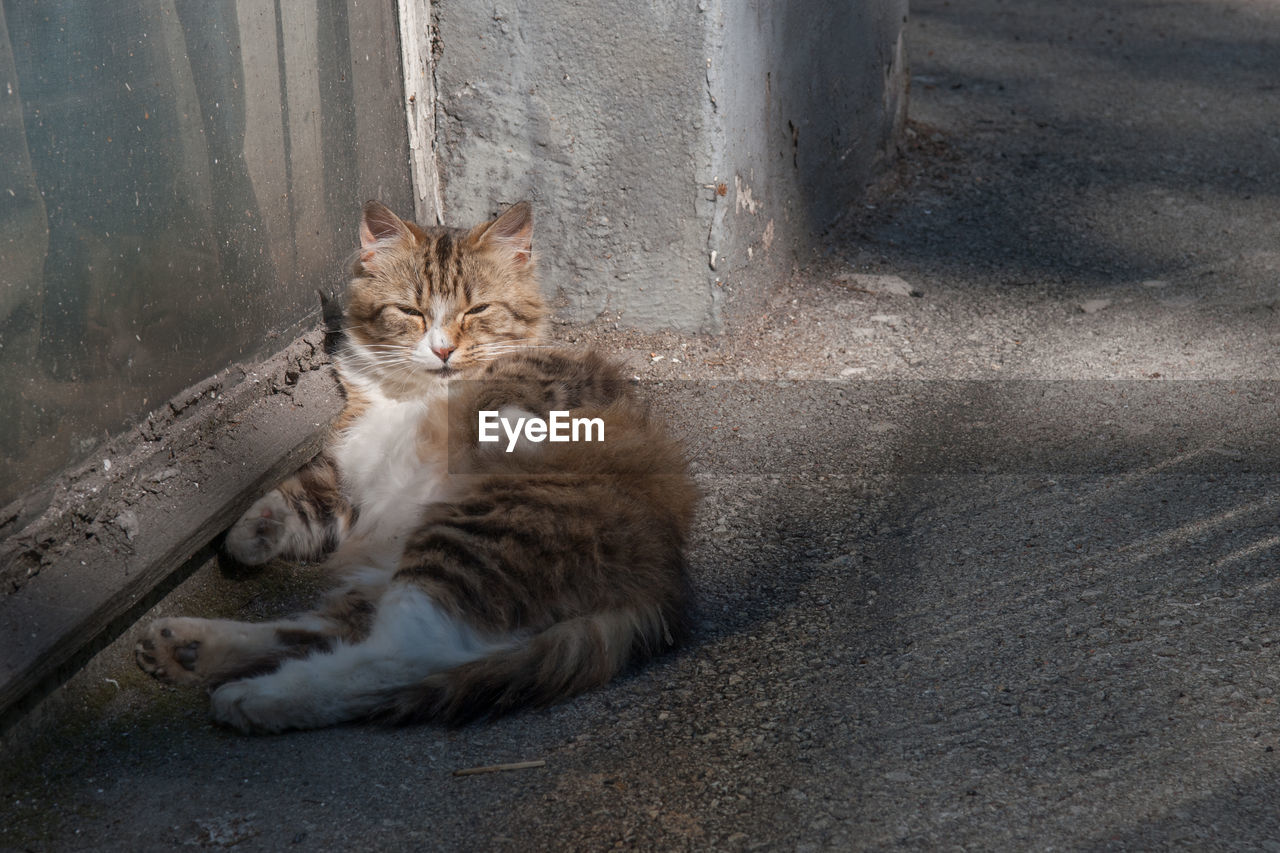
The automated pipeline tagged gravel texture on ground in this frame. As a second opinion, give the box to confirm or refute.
[5,0,1280,850]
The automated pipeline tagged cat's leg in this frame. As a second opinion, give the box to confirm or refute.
[208,583,509,733]
[134,571,386,688]
[134,616,336,687]
[225,451,352,565]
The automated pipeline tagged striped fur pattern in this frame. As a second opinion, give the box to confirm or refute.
[135,201,698,732]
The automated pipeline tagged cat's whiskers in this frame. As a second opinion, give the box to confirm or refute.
[468,338,552,350]
[356,356,416,376]
[346,343,417,363]
[378,358,429,381]
[480,337,542,344]
[471,349,554,362]
[353,346,414,357]
[340,348,431,390]
[473,352,547,362]
[362,352,415,365]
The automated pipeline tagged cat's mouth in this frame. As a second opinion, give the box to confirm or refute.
[410,354,462,378]
[432,363,471,380]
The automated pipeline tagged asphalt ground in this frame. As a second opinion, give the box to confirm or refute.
[5,0,1280,849]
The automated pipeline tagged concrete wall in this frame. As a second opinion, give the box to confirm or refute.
[706,0,909,324]
[428,0,908,332]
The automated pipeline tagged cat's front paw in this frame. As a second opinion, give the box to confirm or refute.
[225,491,294,564]
[134,617,209,687]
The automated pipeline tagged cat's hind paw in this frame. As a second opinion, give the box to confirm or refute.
[210,679,287,734]
[134,617,207,687]
[211,673,334,734]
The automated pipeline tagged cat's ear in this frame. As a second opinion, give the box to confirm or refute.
[470,201,533,267]
[360,200,412,250]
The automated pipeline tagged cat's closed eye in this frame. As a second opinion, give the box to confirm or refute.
[464,303,490,317]
[379,304,426,332]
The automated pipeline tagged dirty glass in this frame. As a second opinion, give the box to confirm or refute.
[0,0,412,508]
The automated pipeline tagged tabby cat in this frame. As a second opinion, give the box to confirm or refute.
[134,200,698,732]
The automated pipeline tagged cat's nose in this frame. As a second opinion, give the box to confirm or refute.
[432,345,456,363]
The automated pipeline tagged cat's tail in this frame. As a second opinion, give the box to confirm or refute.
[374,604,682,726]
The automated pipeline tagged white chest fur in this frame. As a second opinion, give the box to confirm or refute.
[334,391,447,565]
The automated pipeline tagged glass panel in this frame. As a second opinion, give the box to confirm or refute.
[0,0,412,508]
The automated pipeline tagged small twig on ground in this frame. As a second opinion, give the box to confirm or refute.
[452,759,546,777]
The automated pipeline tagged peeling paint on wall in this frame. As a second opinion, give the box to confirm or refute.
[735,174,762,215]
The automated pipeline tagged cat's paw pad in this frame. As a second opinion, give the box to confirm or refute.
[225,492,293,564]
[134,618,207,686]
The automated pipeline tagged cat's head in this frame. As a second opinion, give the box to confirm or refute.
[341,200,548,387]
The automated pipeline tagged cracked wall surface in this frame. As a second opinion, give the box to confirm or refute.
[428,0,909,332]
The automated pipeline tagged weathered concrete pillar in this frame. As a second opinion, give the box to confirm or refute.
[426,0,908,331]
